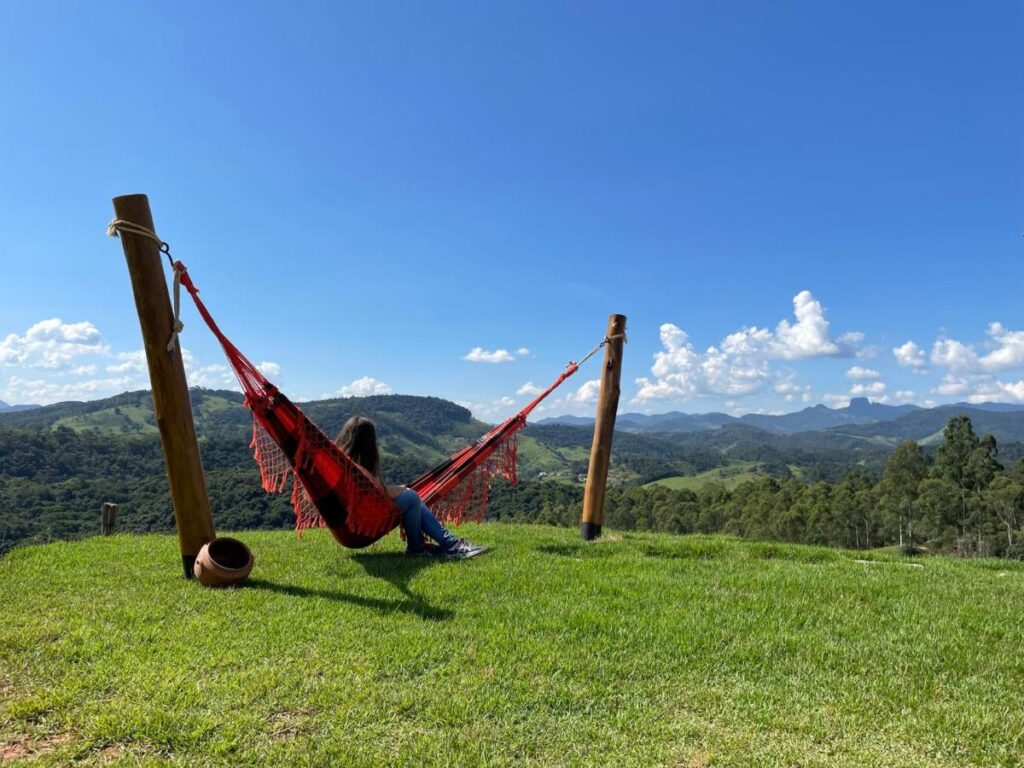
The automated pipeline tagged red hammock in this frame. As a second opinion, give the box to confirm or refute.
[175,263,583,548]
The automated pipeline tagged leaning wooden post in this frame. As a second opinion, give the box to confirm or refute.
[112,194,215,578]
[581,314,626,540]
[100,502,118,536]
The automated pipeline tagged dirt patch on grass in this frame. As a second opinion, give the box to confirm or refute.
[674,753,712,768]
[267,708,314,740]
[94,744,126,763]
[1,731,72,762]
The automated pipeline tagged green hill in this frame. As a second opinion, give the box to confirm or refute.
[828,406,1024,445]
[2,527,1022,766]
[5,390,1024,561]
[0,390,737,554]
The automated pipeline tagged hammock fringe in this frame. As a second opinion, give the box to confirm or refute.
[175,263,576,548]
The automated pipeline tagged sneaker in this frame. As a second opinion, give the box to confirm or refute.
[443,539,489,559]
[405,543,443,557]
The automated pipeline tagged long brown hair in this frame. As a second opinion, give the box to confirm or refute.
[337,416,381,481]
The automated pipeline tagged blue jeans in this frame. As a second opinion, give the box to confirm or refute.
[395,489,459,552]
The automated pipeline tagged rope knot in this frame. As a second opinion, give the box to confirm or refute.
[167,261,186,353]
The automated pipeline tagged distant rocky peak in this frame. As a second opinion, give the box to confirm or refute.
[846,397,874,414]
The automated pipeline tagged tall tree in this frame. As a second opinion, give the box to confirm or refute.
[913,477,960,544]
[983,475,1023,550]
[935,416,1000,537]
[879,440,927,547]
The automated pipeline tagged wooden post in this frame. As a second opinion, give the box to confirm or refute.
[112,194,215,578]
[581,314,626,540]
[100,503,118,536]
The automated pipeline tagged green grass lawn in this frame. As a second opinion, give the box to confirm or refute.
[2,526,1023,767]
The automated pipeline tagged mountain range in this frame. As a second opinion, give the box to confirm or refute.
[539,397,1024,436]
[7,389,1024,487]
[6,388,1024,555]
[0,399,40,413]
[8,389,1024,436]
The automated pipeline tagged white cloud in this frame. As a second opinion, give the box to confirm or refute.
[334,376,393,397]
[463,347,516,363]
[463,345,533,363]
[772,291,846,359]
[966,379,1024,404]
[774,375,813,404]
[929,370,1024,405]
[256,361,281,377]
[927,323,1024,375]
[1,375,137,404]
[893,390,915,403]
[936,375,1024,405]
[846,366,880,380]
[931,338,978,371]
[516,381,542,396]
[634,291,861,403]
[934,374,969,396]
[902,322,1024,405]
[978,323,1024,372]
[455,395,517,421]
[0,322,274,405]
[185,363,236,389]
[0,318,108,369]
[514,377,608,419]
[893,341,928,372]
[175,349,236,389]
[106,350,147,374]
[850,381,887,397]
[568,379,601,404]
[823,375,890,408]
[702,345,770,395]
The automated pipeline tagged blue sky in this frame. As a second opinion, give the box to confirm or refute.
[0,2,1021,420]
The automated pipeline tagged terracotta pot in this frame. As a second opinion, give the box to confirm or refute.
[193,537,254,587]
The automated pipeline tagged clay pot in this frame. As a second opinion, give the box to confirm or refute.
[193,537,254,587]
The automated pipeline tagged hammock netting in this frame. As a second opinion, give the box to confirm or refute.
[175,263,581,548]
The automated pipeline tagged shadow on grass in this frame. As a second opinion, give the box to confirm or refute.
[245,554,452,622]
[536,543,616,559]
[638,541,730,560]
[538,539,735,561]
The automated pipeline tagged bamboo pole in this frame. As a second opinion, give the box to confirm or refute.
[581,314,626,540]
[112,194,215,578]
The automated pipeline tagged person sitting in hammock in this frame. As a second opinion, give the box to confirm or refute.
[337,416,488,558]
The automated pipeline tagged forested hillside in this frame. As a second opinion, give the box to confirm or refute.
[0,390,725,553]
[2,390,1024,558]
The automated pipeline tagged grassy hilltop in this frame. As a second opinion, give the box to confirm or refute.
[2,525,1022,767]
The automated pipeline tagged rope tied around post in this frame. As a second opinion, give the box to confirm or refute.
[109,194,216,579]
[107,219,185,352]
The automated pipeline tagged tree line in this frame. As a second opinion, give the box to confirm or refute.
[487,415,1024,558]
[3,414,1023,559]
